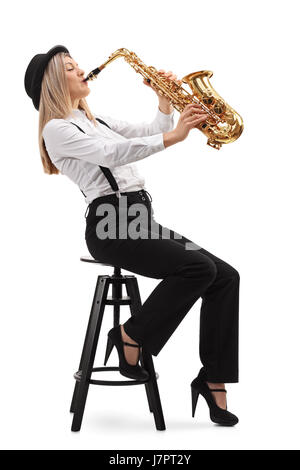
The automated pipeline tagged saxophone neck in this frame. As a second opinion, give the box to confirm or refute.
[83,48,131,81]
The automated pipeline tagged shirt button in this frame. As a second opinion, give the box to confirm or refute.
[142,197,145,200]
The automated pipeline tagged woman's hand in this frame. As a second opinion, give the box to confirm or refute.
[163,104,209,148]
[143,69,182,95]
[143,69,182,113]
[174,103,209,142]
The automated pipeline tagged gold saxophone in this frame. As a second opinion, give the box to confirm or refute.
[83,48,243,150]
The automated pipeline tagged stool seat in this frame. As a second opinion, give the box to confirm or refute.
[80,255,116,267]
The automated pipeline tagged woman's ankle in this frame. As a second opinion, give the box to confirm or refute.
[206,382,227,409]
[207,382,225,389]
[120,324,138,345]
[120,324,140,366]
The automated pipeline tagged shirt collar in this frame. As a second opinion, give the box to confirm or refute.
[66,108,86,121]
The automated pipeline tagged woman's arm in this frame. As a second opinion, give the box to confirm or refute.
[94,106,175,138]
[158,100,174,115]
[42,119,166,169]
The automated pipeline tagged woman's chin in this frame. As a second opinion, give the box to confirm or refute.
[80,88,91,99]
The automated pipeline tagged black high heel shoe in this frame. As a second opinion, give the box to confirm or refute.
[106,325,150,381]
[191,367,239,426]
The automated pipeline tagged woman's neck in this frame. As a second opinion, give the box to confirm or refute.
[72,98,80,109]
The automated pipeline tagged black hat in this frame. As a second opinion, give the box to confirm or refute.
[24,44,70,111]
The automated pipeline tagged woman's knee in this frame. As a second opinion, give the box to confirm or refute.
[174,258,217,284]
[225,265,240,283]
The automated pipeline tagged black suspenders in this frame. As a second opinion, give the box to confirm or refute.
[70,117,121,199]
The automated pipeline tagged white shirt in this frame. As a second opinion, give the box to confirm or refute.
[42,107,175,204]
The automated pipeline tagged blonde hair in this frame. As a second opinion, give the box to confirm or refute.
[38,52,97,175]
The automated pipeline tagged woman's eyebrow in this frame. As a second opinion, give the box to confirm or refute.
[65,62,79,66]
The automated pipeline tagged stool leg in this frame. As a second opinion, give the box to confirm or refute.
[71,276,110,432]
[113,279,122,326]
[103,279,122,366]
[125,276,166,431]
[70,276,108,413]
[70,277,100,413]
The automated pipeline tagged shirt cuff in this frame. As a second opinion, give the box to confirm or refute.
[145,132,165,152]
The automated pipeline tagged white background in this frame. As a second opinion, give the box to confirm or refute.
[1,0,299,450]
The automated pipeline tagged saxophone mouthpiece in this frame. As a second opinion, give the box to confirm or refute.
[83,67,102,82]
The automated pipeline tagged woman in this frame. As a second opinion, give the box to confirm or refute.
[24,45,240,426]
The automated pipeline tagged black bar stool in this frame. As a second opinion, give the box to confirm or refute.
[70,256,166,432]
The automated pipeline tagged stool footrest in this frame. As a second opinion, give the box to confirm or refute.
[74,366,159,386]
[105,296,131,305]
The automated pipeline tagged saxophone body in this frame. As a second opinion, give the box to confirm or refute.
[84,48,243,150]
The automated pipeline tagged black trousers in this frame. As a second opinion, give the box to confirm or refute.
[85,190,239,383]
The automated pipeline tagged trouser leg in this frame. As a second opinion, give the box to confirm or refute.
[123,256,217,356]
[149,225,240,382]
[198,248,240,382]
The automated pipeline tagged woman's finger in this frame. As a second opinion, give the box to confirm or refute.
[160,71,181,82]
[156,70,182,86]
[158,70,175,78]
[185,114,209,124]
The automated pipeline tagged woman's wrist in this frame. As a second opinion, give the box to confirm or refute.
[158,98,174,115]
[163,130,181,148]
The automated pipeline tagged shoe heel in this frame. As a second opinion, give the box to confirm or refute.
[104,335,114,366]
[191,385,200,418]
